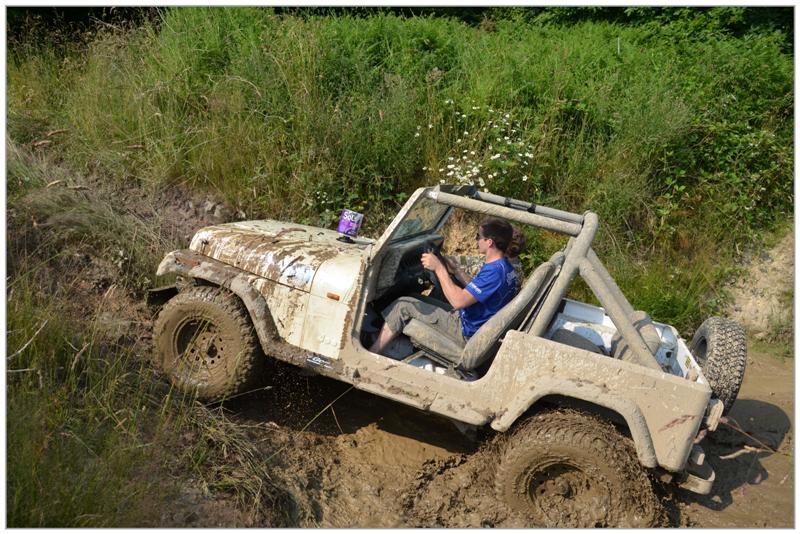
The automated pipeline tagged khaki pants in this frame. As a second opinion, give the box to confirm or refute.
[381,296,466,344]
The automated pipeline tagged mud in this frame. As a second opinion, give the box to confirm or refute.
[229,371,530,528]
[9,170,793,527]
[674,344,794,527]
[224,337,792,528]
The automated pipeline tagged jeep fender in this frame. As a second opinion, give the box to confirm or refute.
[485,330,710,472]
[156,250,283,358]
[492,378,658,468]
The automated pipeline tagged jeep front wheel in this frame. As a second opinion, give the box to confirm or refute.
[495,410,662,527]
[154,286,262,402]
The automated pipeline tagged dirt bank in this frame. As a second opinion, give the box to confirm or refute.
[726,228,794,340]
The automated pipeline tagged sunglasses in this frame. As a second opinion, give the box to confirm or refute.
[475,233,487,241]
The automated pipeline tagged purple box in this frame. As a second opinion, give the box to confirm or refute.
[337,209,364,238]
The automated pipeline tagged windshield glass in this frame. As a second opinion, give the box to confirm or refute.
[390,196,450,241]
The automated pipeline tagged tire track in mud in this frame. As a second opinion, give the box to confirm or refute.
[230,368,528,527]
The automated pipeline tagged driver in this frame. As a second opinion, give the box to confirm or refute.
[369,217,519,358]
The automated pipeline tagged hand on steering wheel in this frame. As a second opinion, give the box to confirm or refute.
[421,244,464,291]
[421,245,443,285]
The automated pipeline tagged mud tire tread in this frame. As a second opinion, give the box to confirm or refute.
[495,409,663,528]
[689,317,747,415]
[154,286,262,402]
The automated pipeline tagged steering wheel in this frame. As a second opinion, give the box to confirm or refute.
[422,242,465,300]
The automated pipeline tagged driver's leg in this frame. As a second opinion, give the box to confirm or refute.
[370,296,458,356]
[369,322,398,355]
[414,293,453,311]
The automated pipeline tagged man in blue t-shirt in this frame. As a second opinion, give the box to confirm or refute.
[370,217,519,357]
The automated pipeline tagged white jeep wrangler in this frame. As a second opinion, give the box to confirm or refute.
[151,185,746,527]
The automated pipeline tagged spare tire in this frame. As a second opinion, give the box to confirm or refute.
[689,317,747,414]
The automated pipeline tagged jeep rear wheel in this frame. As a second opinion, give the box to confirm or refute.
[154,286,262,402]
[495,410,662,527]
[689,316,747,414]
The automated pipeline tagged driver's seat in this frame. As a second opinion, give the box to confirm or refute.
[402,255,560,372]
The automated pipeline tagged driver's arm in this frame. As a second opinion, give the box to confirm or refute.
[422,253,477,310]
[437,265,477,310]
[443,256,472,286]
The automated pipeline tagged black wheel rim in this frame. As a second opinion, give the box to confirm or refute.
[174,318,227,373]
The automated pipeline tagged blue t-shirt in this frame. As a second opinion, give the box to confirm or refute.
[460,257,519,338]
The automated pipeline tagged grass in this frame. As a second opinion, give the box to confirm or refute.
[6,143,298,527]
[6,8,792,330]
[6,253,165,527]
[764,287,794,355]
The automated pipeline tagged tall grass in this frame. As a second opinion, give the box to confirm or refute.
[7,270,292,525]
[6,8,793,326]
[7,252,165,526]
[6,143,297,526]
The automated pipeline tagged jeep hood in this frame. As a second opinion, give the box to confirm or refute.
[189,220,372,292]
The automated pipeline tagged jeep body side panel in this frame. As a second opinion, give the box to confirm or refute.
[254,277,309,347]
[336,326,709,472]
[158,249,309,346]
[484,331,710,471]
[302,253,365,358]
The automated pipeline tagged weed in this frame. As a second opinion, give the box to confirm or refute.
[7,143,297,526]
[764,288,794,353]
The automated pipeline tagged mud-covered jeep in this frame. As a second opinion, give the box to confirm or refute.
[152,185,747,527]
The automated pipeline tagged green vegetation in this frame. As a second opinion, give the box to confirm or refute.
[765,287,794,353]
[7,7,792,329]
[7,264,162,526]
[6,143,293,527]
[5,8,793,525]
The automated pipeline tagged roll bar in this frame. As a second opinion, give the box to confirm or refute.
[426,190,583,236]
[428,185,662,371]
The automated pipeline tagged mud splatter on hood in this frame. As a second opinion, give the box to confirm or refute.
[189,220,372,291]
